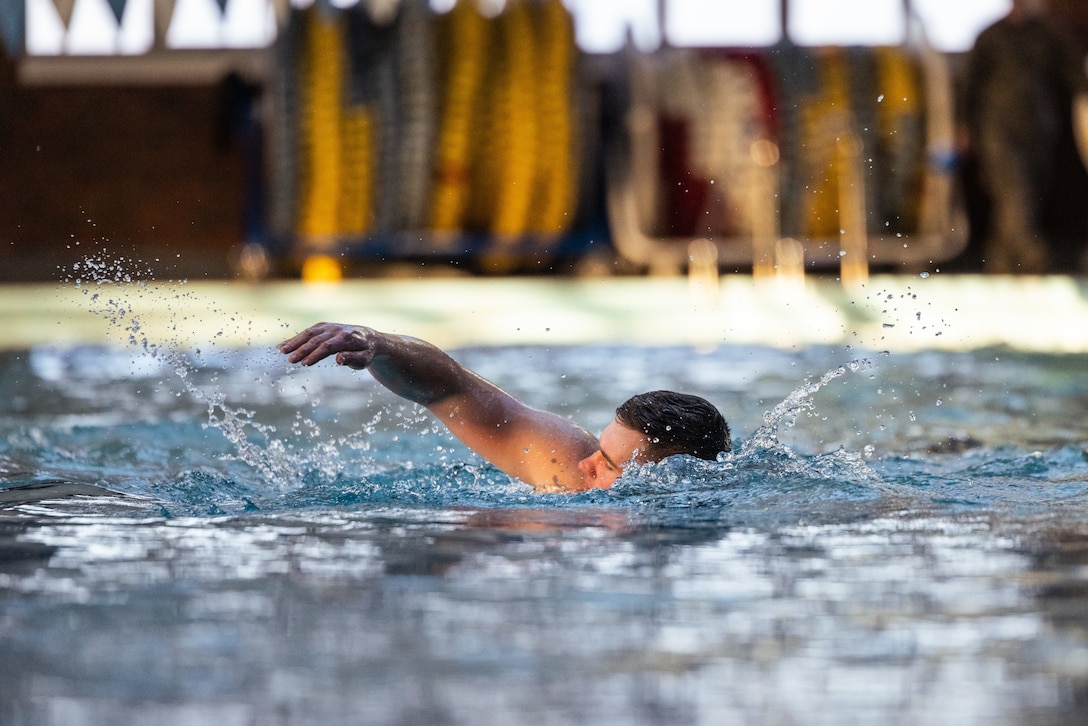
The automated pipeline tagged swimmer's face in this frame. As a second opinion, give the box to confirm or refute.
[577,418,649,489]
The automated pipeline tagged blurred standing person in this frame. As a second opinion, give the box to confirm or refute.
[962,0,1088,273]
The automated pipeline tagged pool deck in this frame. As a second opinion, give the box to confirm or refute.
[4,274,1088,353]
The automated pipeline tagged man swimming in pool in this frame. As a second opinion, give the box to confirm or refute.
[280,322,731,492]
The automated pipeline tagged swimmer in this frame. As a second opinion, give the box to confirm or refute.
[279,322,730,492]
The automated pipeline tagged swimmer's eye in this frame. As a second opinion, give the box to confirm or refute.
[599,449,622,472]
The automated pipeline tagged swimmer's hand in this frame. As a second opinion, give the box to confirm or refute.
[279,322,379,369]
[279,321,474,408]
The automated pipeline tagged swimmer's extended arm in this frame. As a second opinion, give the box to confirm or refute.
[279,322,597,490]
[280,322,473,405]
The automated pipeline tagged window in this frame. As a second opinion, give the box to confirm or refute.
[562,0,661,53]
[788,0,905,46]
[666,0,781,47]
[911,0,1010,51]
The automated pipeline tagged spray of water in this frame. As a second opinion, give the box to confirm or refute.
[62,245,362,489]
[744,358,874,453]
[61,244,893,505]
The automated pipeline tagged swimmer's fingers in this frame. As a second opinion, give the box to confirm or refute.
[334,350,376,370]
[278,322,333,354]
[279,323,374,367]
[282,332,337,366]
[278,323,335,365]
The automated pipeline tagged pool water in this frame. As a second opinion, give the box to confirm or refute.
[3,304,1088,724]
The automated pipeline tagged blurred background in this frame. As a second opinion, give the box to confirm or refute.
[1,0,1086,283]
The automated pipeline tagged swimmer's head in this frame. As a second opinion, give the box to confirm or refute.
[615,390,731,463]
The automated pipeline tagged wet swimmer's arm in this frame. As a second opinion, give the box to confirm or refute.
[280,322,469,404]
[279,323,598,490]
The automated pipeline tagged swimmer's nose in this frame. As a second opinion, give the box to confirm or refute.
[578,452,600,481]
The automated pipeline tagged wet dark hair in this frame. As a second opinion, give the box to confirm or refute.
[615,390,731,462]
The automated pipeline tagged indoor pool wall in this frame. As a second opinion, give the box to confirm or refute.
[5,273,1088,353]
[2,271,1088,726]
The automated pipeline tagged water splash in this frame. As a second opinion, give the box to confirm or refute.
[60,246,355,490]
[558,357,889,522]
[58,246,892,509]
[746,358,874,452]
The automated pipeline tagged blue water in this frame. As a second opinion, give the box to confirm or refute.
[4,342,1086,517]
[3,293,1088,723]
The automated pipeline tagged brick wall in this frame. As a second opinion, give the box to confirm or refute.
[0,55,247,282]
